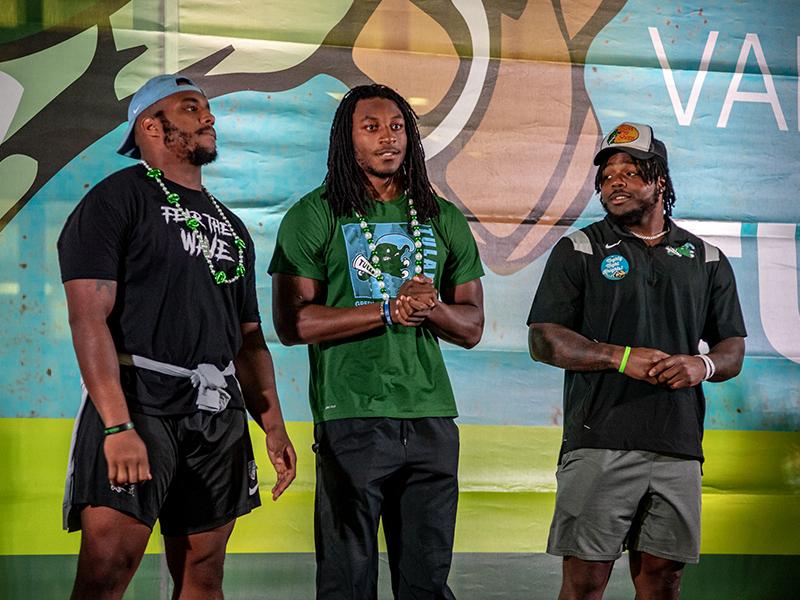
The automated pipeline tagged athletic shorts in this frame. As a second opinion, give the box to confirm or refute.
[63,396,261,536]
[547,448,701,564]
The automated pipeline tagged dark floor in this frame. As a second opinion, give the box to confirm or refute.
[1,553,798,599]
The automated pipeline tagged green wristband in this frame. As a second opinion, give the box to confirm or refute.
[104,421,135,436]
[618,346,632,373]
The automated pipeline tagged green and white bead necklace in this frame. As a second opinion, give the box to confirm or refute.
[141,160,246,285]
[356,194,424,301]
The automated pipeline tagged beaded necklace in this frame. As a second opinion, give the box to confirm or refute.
[356,194,424,301]
[141,160,246,285]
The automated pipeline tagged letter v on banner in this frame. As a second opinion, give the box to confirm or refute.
[649,27,718,126]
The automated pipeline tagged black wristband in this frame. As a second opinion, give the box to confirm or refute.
[104,421,135,436]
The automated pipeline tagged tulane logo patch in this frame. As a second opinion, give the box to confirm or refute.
[666,242,696,258]
[601,254,630,280]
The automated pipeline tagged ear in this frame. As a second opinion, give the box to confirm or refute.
[133,114,163,152]
[656,176,666,196]
[138,115,163,140]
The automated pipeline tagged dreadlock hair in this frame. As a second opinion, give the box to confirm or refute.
[594,152,677,217]
[323,84,440,222]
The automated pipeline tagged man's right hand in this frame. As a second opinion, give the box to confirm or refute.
[393,275,438,326]
[64,279,151,485]
[104,429,152,485]
[623,347,671,385]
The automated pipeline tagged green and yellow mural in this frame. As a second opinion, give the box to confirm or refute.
[1,1,798,597]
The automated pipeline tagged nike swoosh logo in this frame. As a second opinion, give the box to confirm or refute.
[248,484,259,496]
[605,241,621,249]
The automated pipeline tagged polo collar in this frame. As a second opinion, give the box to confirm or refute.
[604,215,682,247]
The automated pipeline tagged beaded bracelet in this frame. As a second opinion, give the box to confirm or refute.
[104,421,135,436]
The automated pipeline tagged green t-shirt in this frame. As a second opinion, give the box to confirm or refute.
[268,185,484,423]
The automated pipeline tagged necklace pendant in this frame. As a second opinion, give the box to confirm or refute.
[140,160,245,287]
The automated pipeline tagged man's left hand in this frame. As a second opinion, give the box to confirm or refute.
[648,354,706,389]
[394,275,438,325]
[265,426,297,500]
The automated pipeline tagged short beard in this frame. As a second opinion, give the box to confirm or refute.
[159,114,217,166]
[187,146,217,166]
[602,201,650,227]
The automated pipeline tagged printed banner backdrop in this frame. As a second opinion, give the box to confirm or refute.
[1,0,798,597]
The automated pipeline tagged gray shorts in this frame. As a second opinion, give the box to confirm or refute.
[547,448,701,564]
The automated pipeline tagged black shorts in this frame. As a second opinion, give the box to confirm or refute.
[63,395,261,536]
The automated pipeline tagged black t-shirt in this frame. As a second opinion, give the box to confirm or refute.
[528,216,747,462]
[58,165,260,415]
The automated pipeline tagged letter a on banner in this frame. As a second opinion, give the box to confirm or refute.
[718,33,788,130]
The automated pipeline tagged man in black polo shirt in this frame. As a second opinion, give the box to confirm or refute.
[527,122,746,599]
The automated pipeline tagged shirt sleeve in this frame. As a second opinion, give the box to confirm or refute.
[527,236,586,329]
[268,192,332,281]
[238,222,261,324]
[438,202,484,290]
[702,252,747,346]
[57,181,130,283]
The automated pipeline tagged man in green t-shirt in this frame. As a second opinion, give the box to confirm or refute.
[269,84,485,599]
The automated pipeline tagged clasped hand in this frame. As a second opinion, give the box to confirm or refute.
[392,275,438,326]
[624,347,707,389]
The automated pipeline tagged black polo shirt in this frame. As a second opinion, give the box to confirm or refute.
[528,216,746,461]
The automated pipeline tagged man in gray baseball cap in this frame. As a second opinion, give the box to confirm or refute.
[592,122,668,165]
[527,121,746,599]
[58,74,297,598]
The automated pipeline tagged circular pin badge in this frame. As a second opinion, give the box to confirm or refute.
[601,254,629,280]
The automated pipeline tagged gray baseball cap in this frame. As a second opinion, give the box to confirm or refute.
[117,74,205,158]
[593,122,668,165]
